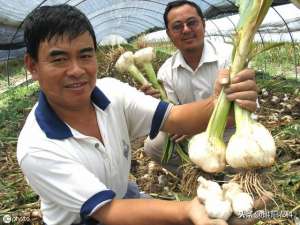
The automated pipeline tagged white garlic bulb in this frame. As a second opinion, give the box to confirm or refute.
[205,197,232,220]
[223,182,254,216]
[226,122,276,168]
[231,192,254,216]
[197,176,223,202]
[189,133,226,173]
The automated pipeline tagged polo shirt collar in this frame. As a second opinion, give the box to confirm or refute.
[35,86,110,140]
[172,39,218,70]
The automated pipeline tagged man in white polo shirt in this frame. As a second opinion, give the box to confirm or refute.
[144,0,236,173]
[17,4,259,225]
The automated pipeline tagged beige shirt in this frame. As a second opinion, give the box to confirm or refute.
[157,39,232,104]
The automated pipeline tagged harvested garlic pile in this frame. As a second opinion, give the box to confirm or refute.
[197,177,232,220]
[197,177,254,220]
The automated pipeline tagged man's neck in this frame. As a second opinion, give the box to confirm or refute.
[52,102,102,141]
[55,103,94,125]
[181,45,204,71]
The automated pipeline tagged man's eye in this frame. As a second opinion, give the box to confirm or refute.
[172,24,183,32]
[52,57,66,63]
[81,54,92,59]
[187,20,199,28]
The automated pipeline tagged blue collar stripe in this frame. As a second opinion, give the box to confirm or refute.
[91,87,110,110]
[149,101,169,139]
[35,87,110,140]
[35,92,72,139]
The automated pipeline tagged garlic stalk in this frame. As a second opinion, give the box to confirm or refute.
[133,47,168,100]
[115,51,149,85]
[197,177,232,220]
[225,0,276,169]
[223,182,254,216]
[133,47,190,164]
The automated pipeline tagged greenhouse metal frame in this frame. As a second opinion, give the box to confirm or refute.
[0,0,299,86]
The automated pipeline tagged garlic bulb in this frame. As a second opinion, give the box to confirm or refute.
[197,177,233,220]
[205,197,232,220]
[223,182,254,216]
[196,176,223,202]
[133,47,155,66]
[188,90,230,173]
[133,47,168,100]
[226,108,276,168]
[115,51,149,85]
[189,133,226,173]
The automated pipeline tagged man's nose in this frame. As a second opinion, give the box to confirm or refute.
[66,60,85,77]
[182,23,192,33]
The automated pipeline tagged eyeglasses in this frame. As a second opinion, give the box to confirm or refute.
[170,18,200,33]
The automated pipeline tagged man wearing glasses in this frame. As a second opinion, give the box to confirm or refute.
[143,0,236,173]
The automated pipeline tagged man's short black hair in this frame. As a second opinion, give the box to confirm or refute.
[23,4,97,61]
[163,0,204,29]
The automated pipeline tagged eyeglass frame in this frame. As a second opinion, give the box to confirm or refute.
[168,17,203,34]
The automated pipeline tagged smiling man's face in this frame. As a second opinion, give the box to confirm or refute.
[25,32,98,111]
[166,4,205,54]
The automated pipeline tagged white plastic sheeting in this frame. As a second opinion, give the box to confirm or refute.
[0,0,297,61]
[99,34,128,46]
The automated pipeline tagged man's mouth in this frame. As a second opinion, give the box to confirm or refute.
[182,36,195,41]
[65,81,87,88]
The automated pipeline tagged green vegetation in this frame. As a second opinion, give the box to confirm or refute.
[0,83,39,220]
[0,59,28,92]
[251,42,300,79]
[0,83,39,140]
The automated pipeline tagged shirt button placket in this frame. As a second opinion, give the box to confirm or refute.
[95,142,109,162]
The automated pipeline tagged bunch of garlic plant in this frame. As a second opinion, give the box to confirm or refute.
[115,49,189,163]
[197,177,255,220]
[225,0,276,198]
[115,51,149,86]
[189,0,276,197]
[133,47,168,101]
[132,47,190,164]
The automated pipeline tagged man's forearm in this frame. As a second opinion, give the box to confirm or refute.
[92,199,192,225]
[162,97,215,135]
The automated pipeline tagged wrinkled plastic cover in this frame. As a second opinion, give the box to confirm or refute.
[0,0,297,61]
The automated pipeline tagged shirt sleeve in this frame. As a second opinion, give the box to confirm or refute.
[19,147,115,217]
[97,78,171,140]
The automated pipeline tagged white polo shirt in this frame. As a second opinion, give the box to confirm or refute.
[157,39,232,104]
[17,77,171,225]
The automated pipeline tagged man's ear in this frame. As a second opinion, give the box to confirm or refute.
[24,54,38,80]
[166,29,173,42]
